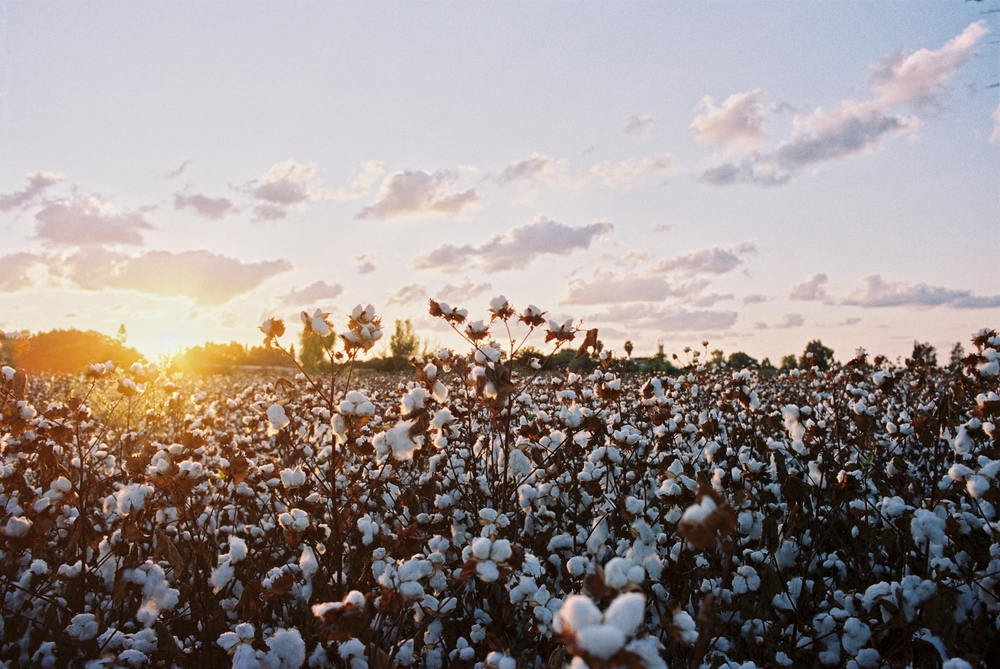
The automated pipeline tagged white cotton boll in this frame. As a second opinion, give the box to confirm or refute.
[604,557,631,590]
[967,475,990,498]
[942,660,973,669]
[432,380,448,403]
[471,537,492,561]
[383,421,418,461]
[680,496,716,526]
[855,648,880,669]
[489,539,512,562]
[399,581,425,599]
[911,509,946,548]
[212,559,235,593]
[949,463,975,480]
[300,546,318,579]
[732,566,761,594]
[281,468,307,489]
[475,560,500,582]
[264,628,306,669]
[232,643,259,669]
[841,617,871,656]
[575,623,626,660]
[603,592,645,637]
[66,613,99,641]
[566,556,588,576]
[229,537,248,563]
[394,639,415,666]
[267,404,290,435]
[672,610,698,644]
[555,594,602,634]
[115,483,154,516]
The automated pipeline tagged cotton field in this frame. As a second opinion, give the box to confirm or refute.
[1,303,998,669]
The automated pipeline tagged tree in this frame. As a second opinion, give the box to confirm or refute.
[910,341,937,366]
[780,355,798,371]
[727,351,758,369]
[389,319,420,360]
[799,340,835,370]
[14,329,144,374]
[709,349,725,367]
[949,342,966,370]
[623,340,634,358]
[299,328,336,374]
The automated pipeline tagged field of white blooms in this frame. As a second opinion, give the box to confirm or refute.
[1,302,998,669]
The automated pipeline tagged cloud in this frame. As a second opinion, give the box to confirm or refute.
[0,252,47,291]
[496,153,576,187]
[352,253,376,274]
[691,293,734,307]
[697,157,790,187]
[589,154,679,186]
[62,248,292,305]
[252,204,287,222]
[167,160,192,179]
[742,293,769,304]
[356,169,479,220]
[789,273,830,301]
[334,160,385,201]
[991,104,1000,145]
[650,242,755,276]
[624,114,655,137]
[564,269,708,305]
[774,313,804,329]
[690,89,767,150]
[651,223,674,233]
[35,196,154,245]
[437,276,492,303]
[413,216,614,273]
[278,281,344,306]
[869,21,988,109]
[771,101,920,171]
[587,303,738,332]
[616,249,653,268]
[0,172,65,211]
[174,193,235,219]
[842,274,1000,309]
[837,317,862,326]
[252,159,333,206]
[386,283,428,306]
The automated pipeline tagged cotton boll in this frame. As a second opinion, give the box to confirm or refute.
[575,623,626,660]
[603,557,631,590]
[555,594,602,634]
[475,560,500,583]
[471,537,492,561]
[602,592,645,637]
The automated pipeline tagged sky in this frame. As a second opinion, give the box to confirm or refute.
[1,1,998,365]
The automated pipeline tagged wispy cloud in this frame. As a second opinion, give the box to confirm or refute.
[0,252,47,291]
[437,276,492,303]
[587,303,738,332]
[789,273,830,301]
[752,313,805,330]
[690,89,767,150]
[357,169,479,220]
[278,281,344,306]
[62,248,292,305]
[496,154,579,188]
[413,216,613,273]
[991,104,1000,145]
[252,159,334,207]
[624,113,655,137]
[35,196,154,245]
[0,172,66,211]
[842,274,1000,309]
[589,154,679,186]
[352,253,376,274]
[564,269,708,305]
[174,193,235,220]
[387,283,428,306]
[650,242,755,276]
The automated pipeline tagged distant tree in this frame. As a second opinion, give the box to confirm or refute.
[780,354,798,371]
[389,319,420,360]
[760,357,776,376]
[727,351,758,369]
[14,329,144,374]
[116,323,127,344]
[624,340,634,358]
[799,340,835,370]
[709,349,725,367]
[949,342,966,370]
[299,328,336,374]
[910,341,938,366]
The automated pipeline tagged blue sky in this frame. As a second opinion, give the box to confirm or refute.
[1,1,998,363]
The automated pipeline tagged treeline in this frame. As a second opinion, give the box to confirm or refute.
[0,329,144,374]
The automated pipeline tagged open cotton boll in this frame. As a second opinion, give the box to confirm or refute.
[471,537,492,561]
[267,404,290,435]
[680,496,716,526]
[555,594,602,634]
[602,592,645,637]
[280,468,306,489]
[575,623,626,660]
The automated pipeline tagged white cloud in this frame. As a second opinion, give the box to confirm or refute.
[774,313,804,329]
[62,248,292,305]
[690,292,734,307]
[0,172,65,211]
[589,154,679,186]
[0,253,47,291]
[742,293,769,304]
[616,249,653,268]
[587,303,738,332]
[278,281,344,306]
[697,159,790,187]
[564,269,708,305]
[35,196,154,246]
[650,242,754,276]
[690,89,767,150]
[357,170,479,220]
[252,203,287,222]
[386,283,428,306]
[651,223,675,233]
[624,113,655,137]
[413,216,614,273]
[869,21,988,109]
[174,193,235,219]
[252,159,333,206]
[771,101,920,171]
[842,274,1000,309]
[352,253,376,274]
[789,273,830,301]
[496,153,577,188]
[437,276,492,303]
[334,160,385,201]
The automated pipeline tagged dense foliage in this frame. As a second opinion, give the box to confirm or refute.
[0,306,998,669]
